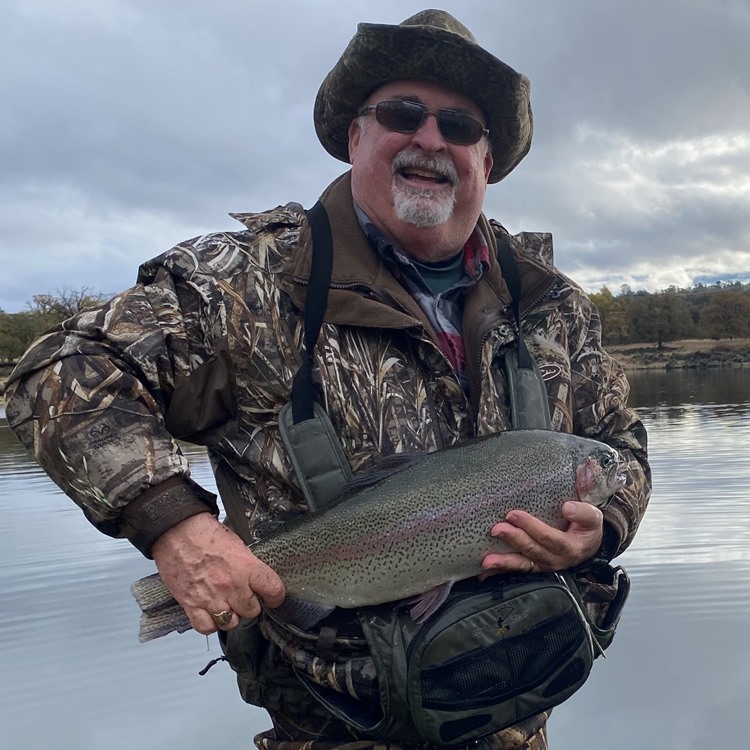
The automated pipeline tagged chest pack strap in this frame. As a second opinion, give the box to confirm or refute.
[496,237,552,430]
[278,202,353,512]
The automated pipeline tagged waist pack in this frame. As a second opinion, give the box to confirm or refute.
[295,567,629,747]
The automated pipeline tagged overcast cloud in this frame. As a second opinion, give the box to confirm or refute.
[1,0,749,311]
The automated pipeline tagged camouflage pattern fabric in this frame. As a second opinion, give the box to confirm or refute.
[5,170,650,750]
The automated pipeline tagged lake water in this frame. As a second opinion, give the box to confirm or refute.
[1,367,749,750]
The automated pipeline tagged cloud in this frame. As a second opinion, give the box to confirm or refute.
[1,0,749,310]
[511,128,750,291]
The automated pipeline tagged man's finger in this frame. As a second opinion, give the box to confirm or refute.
[248,560,286,608]
[482,551,533,571]
[562,501,603,529]
[491,515,564,556]
[232,591,263,620]
[188,608,220,636]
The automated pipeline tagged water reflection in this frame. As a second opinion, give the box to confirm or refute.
[1,367,749,750]
[0,413,264,749]
[552,368,750,749]
[628,366,750,407]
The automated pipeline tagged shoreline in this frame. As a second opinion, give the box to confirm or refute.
[607,338,750,371]
[3,338,750,403]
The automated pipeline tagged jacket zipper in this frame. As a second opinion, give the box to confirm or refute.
[520,276,558,316]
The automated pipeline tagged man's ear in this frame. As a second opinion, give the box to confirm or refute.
[483,145,494,182]
[348,119,362,163]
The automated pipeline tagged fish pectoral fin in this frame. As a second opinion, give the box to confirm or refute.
[272,596,336,630]
[408,581,454,623]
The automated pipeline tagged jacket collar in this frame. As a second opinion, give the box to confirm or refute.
[283,171,436,331]
[282,171,558,335]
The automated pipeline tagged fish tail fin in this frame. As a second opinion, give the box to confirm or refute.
[130,572,193,642]
[130,572,172,613]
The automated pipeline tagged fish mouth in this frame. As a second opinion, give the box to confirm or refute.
[610,464,628,494]
[598,453,627,507]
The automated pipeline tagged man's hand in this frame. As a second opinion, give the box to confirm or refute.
[481,501,604,574]
[151,513,285,635]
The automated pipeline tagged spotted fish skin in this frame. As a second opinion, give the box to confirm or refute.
[255,429,623,607]
[131,429,624,641]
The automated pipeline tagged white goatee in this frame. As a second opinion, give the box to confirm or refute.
[391,150,458,228]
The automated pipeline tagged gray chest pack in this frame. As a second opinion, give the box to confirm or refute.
[267,203,629,746]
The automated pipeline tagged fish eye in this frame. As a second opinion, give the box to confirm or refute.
[600,451,615,467]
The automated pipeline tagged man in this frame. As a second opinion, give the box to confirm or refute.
[5,10,650,750]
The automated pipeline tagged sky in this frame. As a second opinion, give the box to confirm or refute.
[1,0,749,312]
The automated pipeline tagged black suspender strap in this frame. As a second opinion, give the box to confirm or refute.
[278,202,353,511]
[291,201,334,424]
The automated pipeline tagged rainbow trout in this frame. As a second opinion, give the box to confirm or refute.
[131,429,625,641]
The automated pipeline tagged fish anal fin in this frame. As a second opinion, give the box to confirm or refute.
[408,581,453,623]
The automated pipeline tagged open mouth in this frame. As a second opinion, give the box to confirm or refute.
[397,166,452,185]
[392,151,458,189]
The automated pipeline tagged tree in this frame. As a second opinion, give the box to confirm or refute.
[0,311,50,362]
[700,291,750,339]
[627,291,695,348]
[590,286,630,344]
[0,287,107,364]
[30,286,107,320]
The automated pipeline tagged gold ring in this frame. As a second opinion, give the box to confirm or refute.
[211,609,234,627]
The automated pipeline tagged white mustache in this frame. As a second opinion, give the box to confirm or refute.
[391,150,458,185]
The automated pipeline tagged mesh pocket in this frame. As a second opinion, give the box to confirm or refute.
[421,613,586,709]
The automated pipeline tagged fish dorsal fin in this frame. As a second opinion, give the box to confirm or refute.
[341,452,427,499]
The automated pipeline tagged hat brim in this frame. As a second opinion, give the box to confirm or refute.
[314,22,533,183]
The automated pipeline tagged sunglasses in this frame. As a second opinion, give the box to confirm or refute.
[358,100,490,146]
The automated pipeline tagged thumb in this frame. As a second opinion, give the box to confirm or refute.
[563,501,603,529]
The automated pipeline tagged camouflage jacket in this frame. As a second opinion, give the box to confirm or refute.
[5,171,650,560]
[6,170,650,749]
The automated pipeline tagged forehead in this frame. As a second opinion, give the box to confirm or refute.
[365,79,485,119]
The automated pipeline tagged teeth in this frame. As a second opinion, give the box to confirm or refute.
[403,168,445,181]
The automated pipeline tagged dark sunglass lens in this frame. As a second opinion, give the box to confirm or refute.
[439,111,483,145]
[376,101,425,133]
[372,101,485,144]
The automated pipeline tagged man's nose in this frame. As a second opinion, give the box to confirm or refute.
[410,111,448,150]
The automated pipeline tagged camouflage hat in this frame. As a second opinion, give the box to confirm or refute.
[314,9,533,184]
